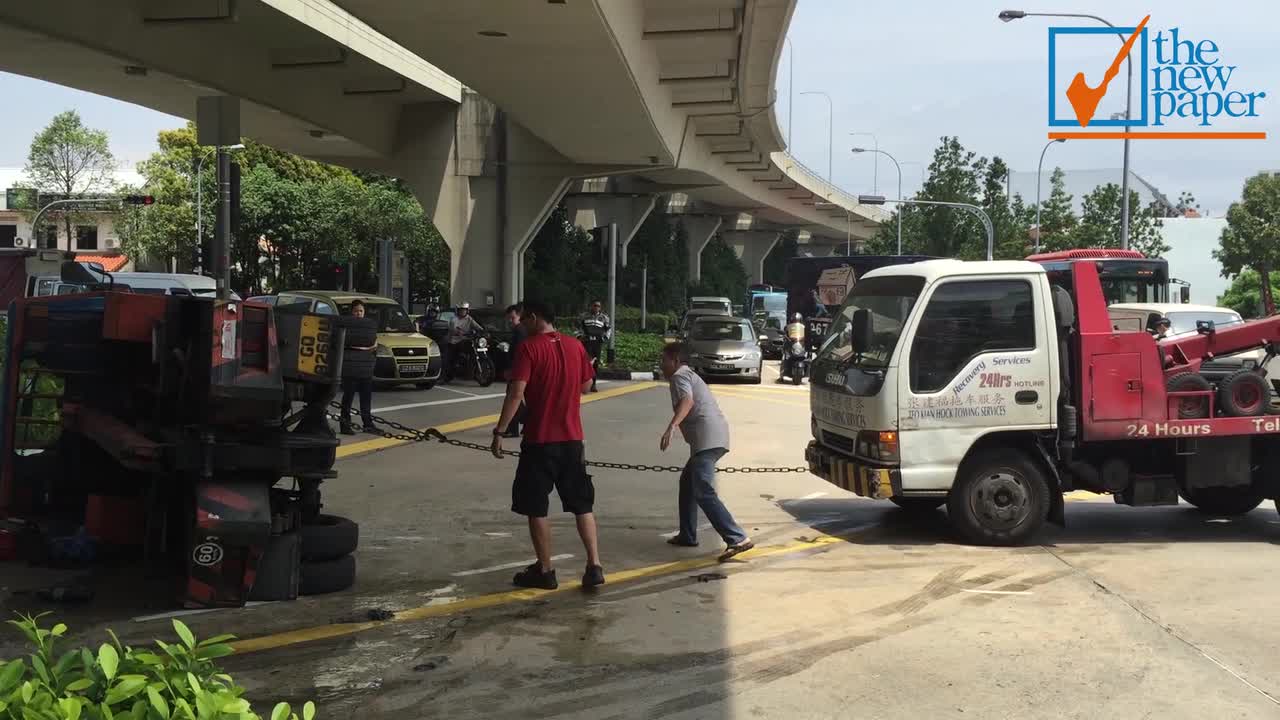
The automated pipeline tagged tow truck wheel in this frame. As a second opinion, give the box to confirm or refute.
[1167,373,1212,419]
[947,449,1050,546]
[1218,370,1269,417]
[1180,484,1264,515]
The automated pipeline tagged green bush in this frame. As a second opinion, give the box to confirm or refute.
[607,332,666,372]
[0,613,315,720]
[609,306,671,334]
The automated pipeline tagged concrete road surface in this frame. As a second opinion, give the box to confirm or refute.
[7,364,1280,719]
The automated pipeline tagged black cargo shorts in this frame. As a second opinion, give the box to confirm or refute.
[511,441,595,517]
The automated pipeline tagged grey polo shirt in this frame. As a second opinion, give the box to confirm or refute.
[669,366,730,454]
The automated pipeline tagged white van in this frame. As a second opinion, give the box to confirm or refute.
[32,271,239,300]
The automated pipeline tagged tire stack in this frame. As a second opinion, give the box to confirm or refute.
[250,515,359,601]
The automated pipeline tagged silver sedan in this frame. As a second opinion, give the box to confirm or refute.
[685,316,765,383]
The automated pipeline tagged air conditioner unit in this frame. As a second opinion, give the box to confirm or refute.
[104,238,120,250]
[13,237,26,248]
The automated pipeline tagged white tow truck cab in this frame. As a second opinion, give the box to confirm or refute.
[805,258,1280,545]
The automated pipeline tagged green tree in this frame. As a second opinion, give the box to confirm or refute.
[1069,183,1169,257]
[1034,167,1078,251]
[867,136,989,259]
[1214,172,1280,315]
[692,235,748,300]
[762,230,799,286]
[1217,269,1280,319]
[23,110,118,248]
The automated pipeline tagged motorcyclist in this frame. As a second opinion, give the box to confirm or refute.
[580,300,611,393]
[443,301,483,384]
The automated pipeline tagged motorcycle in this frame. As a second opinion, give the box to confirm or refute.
[780,340,810,385]
[450,332,496,387]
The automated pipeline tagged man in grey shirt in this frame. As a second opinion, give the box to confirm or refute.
[659,342,753,561]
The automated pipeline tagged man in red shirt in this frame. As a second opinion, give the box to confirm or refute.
[492,300,603,590]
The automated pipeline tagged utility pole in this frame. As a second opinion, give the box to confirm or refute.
[215,146,231,300]
[640,259,648,332]
[607,222,618,362]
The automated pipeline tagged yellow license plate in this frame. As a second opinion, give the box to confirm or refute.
[297,315,333,377]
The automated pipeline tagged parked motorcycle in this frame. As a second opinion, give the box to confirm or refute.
[450,332,496,387]
[780,340,810,385]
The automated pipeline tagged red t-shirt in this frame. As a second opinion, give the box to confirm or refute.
[508,331,595,444]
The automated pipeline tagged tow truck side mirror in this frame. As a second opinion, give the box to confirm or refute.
[850,308,873,353]
[1180,286,1191,304]
[1196,320,1216,335]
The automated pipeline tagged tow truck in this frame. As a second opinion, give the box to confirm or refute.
[805,256,1279,545]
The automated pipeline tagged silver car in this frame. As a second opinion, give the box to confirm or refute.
[686,316,765,384]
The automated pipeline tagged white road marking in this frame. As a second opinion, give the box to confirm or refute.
[659,523,713,538]
[1206,518,1232,524]
[451,554,574,577]
[372,393,506,413]
[386,535,427,542]
[961,589,1034,596]
[438,385,479,397]
[800,491,828,500]
[132,601,275,623]
[483,532,512,538]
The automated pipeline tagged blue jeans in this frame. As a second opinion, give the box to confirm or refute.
[677,448,747,545]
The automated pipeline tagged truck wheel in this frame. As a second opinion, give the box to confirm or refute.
[300,514,359,562]
[890,497,945,513]
[300,554,357,595]
[1167,373,1212,419]
[249,532,300,601]
[947,449,1050,546]
[1180,485,1264,515]
[1218,370,1269,417]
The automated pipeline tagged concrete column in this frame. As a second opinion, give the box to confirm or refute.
[724,230,781,285]
[564,194,658,267]
[682,215,723,285]
[394,95,573,307]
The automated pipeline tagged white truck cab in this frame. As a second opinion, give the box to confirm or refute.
[807,260,1063,541]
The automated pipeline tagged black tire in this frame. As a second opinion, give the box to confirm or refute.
[1180,485,1264,515]
[300,514,359,561]
[890,497,945,512]
[751,362,763,384]
[416,382,436,390]
[249,532,300,601]
[792,372,802,386]
[300,554,356,596]
[475,356,495,387]
[1218,370,1269,417]
[947,449,1050,546]
[1167,373,1212,419]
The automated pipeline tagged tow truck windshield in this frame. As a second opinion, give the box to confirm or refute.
[817,276,925,371]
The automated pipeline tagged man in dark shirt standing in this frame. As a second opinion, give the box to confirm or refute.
[502,304,527,438]
[492,300,603,590]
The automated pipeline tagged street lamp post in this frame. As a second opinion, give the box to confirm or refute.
[859,195,995,261]
[815,202,853,256]
[194,143,244,273]
[999,9,1133,250]
[799,91,833,190]
[849,132,879,194]
[1034,138,1066,252]
[852,147,902,255]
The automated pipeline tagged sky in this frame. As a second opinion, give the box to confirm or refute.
[0,0,1275,216]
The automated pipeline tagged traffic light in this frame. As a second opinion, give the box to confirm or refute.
[122,194,154,205]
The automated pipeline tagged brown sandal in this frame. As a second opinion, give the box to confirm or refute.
[718,539,754,562]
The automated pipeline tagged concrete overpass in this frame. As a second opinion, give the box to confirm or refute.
[0,0,883,305]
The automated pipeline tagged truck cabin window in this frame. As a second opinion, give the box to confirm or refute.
[910,280,1036,394]
[818,276,925,370]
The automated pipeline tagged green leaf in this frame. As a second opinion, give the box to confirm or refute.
[145,686,168,719]
[106,629,123,652]
[52,650,78,677]
[185,672,201,697]
[103,677,146,705]
[99,701,113,720]
[194,635,235,648]
[97,645,119,682]
[20,680,32,703]
[0,659,26,693]
[219,698,249,714]
[29,655,49,684]
[129,653,163,667]
[59,697,82,720]
[303,701,315,720]
[64,679,92,693]
[172,621,196,651]
[271,702,291,720]
[193,645,234,661]
[49,625,66,639]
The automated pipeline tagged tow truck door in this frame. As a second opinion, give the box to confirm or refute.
[897,275,1057,491]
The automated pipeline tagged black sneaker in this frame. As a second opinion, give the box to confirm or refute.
[512,563,558,590]
[582,564,605,589]
[339,423,356,436]
[362,423,380,435]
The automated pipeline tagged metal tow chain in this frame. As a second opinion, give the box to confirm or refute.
[326,403,808,474]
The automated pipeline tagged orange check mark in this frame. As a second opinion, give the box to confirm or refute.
[1065,15,1150,127]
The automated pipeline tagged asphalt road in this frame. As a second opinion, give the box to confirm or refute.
[11,363,1280,719]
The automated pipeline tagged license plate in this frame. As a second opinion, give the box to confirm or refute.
[399,363,428,373]
[710,363,734,370]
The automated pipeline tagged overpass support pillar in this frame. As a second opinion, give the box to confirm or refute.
[395,95,574,308]
[724,230,781,285]
[682,216,723,285]
[564,194,658,267]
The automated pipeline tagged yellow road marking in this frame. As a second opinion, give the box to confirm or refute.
[229,528,860,655]
[336,382,661,459]
[723,384,811,395]
[712,387,809,408]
